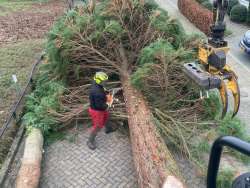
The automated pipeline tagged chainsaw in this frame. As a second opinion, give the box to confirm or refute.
[106,87,123,108]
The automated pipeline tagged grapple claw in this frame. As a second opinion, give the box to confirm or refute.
[183,63,240,119]
[226,76,240,118]
[219,80,228,119]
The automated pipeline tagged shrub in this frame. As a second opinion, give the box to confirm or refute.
[218,115,246,139]
[22,73,65,135]
[230,4,247,22]
[178,0,213,35]
[217,168,235,188]
[202,92,221,119]
[201,1,213,11]
[227,0,239,15]
[196,0,207,4]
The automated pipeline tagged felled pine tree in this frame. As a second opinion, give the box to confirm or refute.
[45,0,203,187]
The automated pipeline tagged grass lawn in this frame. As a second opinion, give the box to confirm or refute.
[0,0,32,16]
[0,0,50,16]
[0,39,45,168]
[0,0,65,169]
[0,39,45,127]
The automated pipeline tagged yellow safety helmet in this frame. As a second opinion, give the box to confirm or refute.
[94,72,108,84]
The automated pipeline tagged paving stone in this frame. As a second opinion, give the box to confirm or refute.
[39,127,138,187]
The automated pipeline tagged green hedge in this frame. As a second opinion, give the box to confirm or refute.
[201,1,213,11]
[227,0,239,15]
[178,0,213,35]
[196,0,207,3]
[230,4,247,22]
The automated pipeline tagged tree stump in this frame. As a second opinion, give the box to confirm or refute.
[16,128,43,188]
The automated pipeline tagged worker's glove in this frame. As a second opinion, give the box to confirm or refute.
[106,94,113,107]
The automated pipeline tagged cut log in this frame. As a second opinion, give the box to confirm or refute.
[121,74,185,188]
[16,128,43,188]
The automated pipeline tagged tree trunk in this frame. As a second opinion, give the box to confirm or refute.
[16,128,43,188]
[121,74,184,188]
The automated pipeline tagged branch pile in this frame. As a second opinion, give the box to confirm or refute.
[49,82,127,125]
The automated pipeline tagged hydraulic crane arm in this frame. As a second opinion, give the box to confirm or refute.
[209,0,228,47]
[213,0,228,25]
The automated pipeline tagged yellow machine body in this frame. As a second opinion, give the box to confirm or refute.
[198,44,229,65]
[197,44,240,118]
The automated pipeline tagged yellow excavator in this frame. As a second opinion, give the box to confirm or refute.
[184,0,240,119]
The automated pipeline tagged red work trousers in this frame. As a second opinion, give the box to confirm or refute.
[88,108,109,131]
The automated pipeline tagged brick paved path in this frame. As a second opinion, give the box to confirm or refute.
[39,126,138,188]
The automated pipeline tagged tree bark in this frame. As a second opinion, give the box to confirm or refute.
[121,74,184,188]
[16,128,43,188]
[118,44,184,187]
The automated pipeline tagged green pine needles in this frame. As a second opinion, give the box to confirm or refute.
[22,69,65,135]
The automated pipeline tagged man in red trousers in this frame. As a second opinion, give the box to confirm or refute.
[87,72,113,150]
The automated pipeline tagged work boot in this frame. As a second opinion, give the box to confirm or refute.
[105,122,117,134]
[87,127,100,150]
[87,137,96,150]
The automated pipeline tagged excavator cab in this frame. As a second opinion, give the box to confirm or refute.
[207,136,250,188]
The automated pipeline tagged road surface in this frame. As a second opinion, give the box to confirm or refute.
[225,16,250,69]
